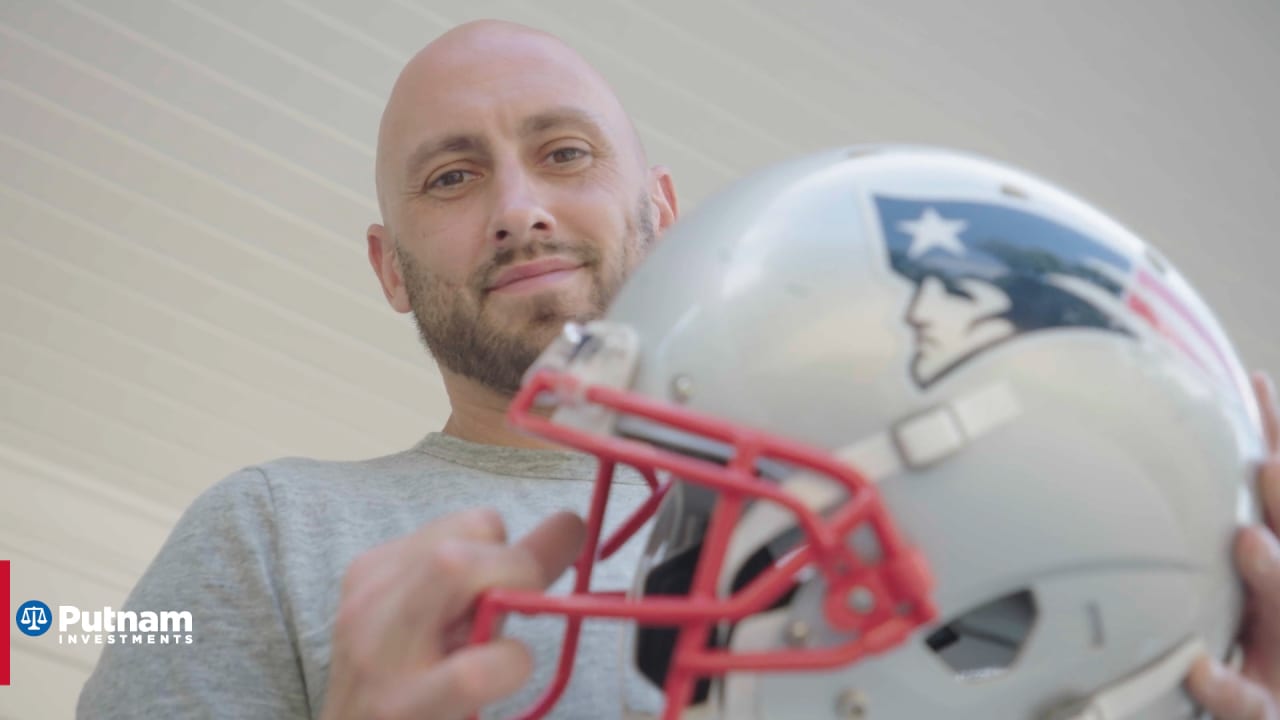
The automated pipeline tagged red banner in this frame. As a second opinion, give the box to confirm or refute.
[1,560,9,685]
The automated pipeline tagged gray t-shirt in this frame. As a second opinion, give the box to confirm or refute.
[77,433,655,719]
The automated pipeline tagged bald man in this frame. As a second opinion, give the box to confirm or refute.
[74,18,1280,720]
[78,20,676,720]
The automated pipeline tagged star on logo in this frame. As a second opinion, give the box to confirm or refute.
[899,207,967,259]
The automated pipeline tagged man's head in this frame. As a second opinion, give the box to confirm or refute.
[368,20,678,395]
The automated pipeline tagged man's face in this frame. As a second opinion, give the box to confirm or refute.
[375,28,664,394]
[398,189,654,395]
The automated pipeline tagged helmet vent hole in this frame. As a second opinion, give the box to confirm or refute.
[848,524,883,566]
[1087,601,1105,648]
[1000,183,1030,200]
[925,589,1037,682]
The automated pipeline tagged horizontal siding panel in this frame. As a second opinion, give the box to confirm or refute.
[0,24,377,234]
[0,414,178,514]
[622,0,991,151]
[280,0,442,66]
[0,455,167,590]
[0,330,279,467]
[0,269,433,503]
[177,0,405,96]
[0,371,238,509]
[0,234,436,451]
[0,440,177,526]
[0,148,443,420]
[1,643,88,718]
[5,522,154,636]
[0,81,383,318]
[1,0,373,196]
[90,0,383,141]
[0,272,394,459]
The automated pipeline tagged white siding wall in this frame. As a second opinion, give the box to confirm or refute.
[1,1,1277,717]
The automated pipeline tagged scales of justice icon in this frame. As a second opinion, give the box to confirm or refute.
[20,605,48,632]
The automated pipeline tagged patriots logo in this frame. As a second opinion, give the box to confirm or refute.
[876,196,1240,392]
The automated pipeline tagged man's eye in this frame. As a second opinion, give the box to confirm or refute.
[549,147,587,164]
[430,170,470,188]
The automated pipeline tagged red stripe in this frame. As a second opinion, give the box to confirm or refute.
[2,560,10,686]
[1127,293,1214,378]
[1136,269,1233,378]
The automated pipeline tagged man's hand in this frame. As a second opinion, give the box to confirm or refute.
[319,507,585,720]
[1187,372,1280,719]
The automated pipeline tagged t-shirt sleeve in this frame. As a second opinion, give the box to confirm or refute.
[76,467,310,720]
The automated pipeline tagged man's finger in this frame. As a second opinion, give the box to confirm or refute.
[423,511,587,634]
[407,506,509,551]
[376,637,534,720]
[1237,527,1280,612]
[1253,371,1279,456]
[514,510,587,588]
[1186,654,1278,720]
[430,539,563,628]
[390,512,585,668]
[1257,459,1280,535]
[340,508,512,665]
[347,507,509,603]
[1233,525,1280,693]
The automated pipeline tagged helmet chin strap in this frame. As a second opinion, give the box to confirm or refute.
[1057,637,1205,720]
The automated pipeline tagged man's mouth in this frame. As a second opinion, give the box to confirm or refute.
[486,258,585,294]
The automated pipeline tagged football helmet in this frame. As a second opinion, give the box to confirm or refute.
[468,146,1264,719]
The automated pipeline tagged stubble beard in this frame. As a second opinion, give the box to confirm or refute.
[400,192,656,395]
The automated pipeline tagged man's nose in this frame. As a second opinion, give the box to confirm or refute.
[487,169,556,247]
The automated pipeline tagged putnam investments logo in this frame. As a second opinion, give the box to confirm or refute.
[5,562,193,686]
[5,564,193,659]
[21,604,195,646]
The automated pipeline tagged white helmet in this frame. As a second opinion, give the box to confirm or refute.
[470,146,1265,719]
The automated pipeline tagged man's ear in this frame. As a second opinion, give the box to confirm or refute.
[648,165,679,235]
[367,224,412,313]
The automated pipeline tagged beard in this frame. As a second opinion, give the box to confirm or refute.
[399,192,656,395]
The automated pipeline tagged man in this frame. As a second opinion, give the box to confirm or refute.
[77,19,1280,720]
[79,19,675,720]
